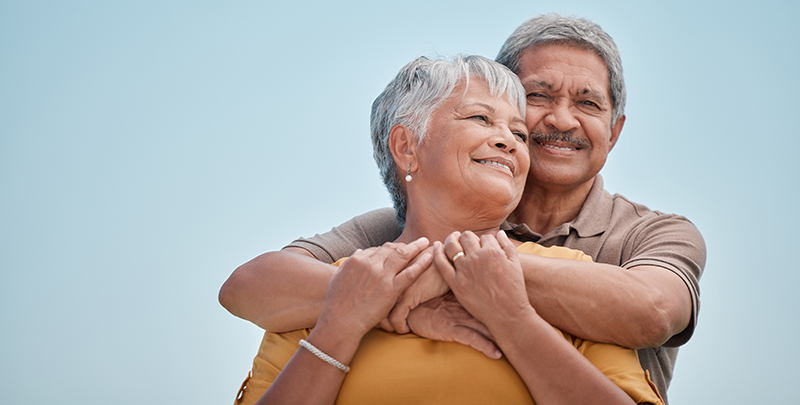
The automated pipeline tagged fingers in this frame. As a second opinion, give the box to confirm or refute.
[433,241,456,286]
[376,318,396,333]
[450,326,503,360]
[496,230,518,259]
[444,231,496,263]
[387,302,412,334]
[457,231,482,255]
[378,237,430,274]
[389,252,434,334]
[393,251,431,290]
[479,232,501,251]
[442,232,464,264]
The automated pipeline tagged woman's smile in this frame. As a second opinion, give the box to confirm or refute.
[473,157,515,177]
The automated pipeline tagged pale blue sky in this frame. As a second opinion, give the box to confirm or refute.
[1,1,798,403]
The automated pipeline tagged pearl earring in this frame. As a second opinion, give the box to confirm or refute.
[405,163,412,182]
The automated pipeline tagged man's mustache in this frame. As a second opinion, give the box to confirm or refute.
[530,131,590,149]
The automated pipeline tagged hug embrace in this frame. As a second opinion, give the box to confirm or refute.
[221,13,706,405]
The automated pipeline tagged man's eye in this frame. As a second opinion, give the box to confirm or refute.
[527,92,545,98]
[581,100,599,108]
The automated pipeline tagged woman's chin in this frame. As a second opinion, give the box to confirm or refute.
[464,187,519,213]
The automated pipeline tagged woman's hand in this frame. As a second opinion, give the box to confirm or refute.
[407,292,502,359]
[318,237,432,338]
[433,231,531,330]
[385,247,450,333]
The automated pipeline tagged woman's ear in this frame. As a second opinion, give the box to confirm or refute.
[388,125,418,170]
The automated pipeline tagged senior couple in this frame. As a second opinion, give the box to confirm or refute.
[221,14,706,405]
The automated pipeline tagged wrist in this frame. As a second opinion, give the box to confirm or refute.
[483,304,540,335]
[305,322,363,370]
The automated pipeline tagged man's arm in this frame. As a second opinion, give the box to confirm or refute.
[519,256,691,349]
[219,247,334,332]
[219,208,403,332]
[442,217,705,350]
[390,249,690,349]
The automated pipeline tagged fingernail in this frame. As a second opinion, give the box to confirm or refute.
[494,350,502,359]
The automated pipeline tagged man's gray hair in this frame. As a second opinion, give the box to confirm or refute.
[496,13,626,126]
[371,54,526,225]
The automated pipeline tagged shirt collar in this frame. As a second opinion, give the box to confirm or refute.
[505,174,612,241]
[569,174,612,238]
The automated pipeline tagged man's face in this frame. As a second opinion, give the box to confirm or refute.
[516,43,624,190]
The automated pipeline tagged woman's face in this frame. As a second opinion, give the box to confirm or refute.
[412,78,530,217]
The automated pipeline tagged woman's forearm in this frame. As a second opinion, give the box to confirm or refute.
[256,323,361,405]
[488,308,637,405]
[219,248,335,332]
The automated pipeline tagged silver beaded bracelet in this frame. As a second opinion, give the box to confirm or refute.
[299,339,350,373]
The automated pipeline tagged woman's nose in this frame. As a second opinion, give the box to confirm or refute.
[492,129,517,154]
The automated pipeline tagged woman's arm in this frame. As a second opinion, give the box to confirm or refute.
[434,231,637,405]
[257,241,431,405]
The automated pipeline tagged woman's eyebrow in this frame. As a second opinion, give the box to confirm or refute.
[460,102,496,112]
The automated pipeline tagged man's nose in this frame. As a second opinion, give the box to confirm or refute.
[542,100,579,131]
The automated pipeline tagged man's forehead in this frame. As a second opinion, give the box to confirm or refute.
[525,78,607,98]
[518,45,610,96]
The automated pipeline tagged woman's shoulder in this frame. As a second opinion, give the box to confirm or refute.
[516,242,593,262]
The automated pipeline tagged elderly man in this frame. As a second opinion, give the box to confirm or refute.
[220,14,705,404]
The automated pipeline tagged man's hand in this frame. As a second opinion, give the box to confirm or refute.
[386,248,450,333]
[406,292,502,360]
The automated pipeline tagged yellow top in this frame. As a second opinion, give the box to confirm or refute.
[235,242,664,405]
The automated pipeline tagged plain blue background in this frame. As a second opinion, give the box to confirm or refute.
[2,1,798,403]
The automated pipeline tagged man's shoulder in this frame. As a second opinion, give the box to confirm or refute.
[603,191,699,233]
[597,190,706,270]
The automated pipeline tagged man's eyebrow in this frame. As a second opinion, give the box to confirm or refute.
[582,88,607,102]
[524,80,551,90]
[526,80,608,104]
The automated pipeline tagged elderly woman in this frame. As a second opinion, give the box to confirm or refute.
[235,55,663,405]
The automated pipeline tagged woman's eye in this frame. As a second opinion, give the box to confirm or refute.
[514,132,528,142]
[470,115,489,122]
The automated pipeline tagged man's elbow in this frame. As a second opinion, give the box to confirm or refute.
[218,265,247,317]
[633,292,689,348]
[634,308,675,348]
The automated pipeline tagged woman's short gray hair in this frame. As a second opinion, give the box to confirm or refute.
[496,13,626,126]
[371,54,526,225]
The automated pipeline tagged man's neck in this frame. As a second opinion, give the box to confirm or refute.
[509,177,596,236]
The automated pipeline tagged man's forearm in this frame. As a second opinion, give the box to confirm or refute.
[219,248,335,332]
[520,254,692,349]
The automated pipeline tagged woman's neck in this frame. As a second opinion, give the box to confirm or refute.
[394,205,506,244]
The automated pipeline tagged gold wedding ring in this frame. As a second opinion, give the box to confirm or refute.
[451,251,465,262]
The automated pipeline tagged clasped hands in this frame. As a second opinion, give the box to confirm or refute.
[322,230,529,360]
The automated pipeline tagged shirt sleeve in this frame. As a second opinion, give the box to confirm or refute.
[284,208,403,263]
[573,337,665,405]
[621,214,707,347]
